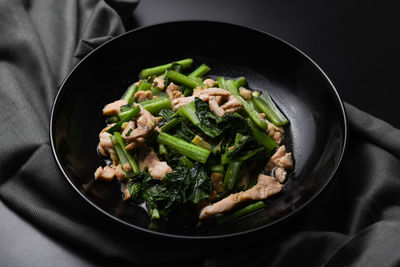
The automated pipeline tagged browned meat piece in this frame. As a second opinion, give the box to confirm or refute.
[121,121,135,138]
[172,88,231,111]
[123,105,158,143]
[123,188,131,201]
[134,90,154,102]
[267,121,284,144]
[192,87,230,100]
[138,146,172,180]
[199,174,283,219]
[125,137,145,150]
[153,77,165,90]
[239,87,252,100]
[123,162,132,172]
[273,167,287,183]
[114,164,126,181]
[166,82,184,102]
[264,145,293,183]
[102,99,128,116]
[220,95,243,113]
[98,131,113,156]
[203,78,217,88]
[172,96,194,111]
[208,96,225,116]
[94,166,115,181]
[211,172,224,193]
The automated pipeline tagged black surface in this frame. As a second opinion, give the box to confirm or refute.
[1,0,400,266]
[51,21,346,237]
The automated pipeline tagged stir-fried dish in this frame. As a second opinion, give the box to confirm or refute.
[94,59,293,224]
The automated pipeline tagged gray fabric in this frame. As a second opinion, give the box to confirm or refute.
[1,0,400,266]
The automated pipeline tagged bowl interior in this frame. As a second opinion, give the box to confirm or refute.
[51,21,346,238]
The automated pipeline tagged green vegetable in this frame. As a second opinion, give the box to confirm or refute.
[224,161,243,190]
[158,132,211,164]
[141,98,171,114]
[107,105,140,133]
[217,76,227,89]
[211,164,224,174]
[140,58,193,78]
[234,77,247,88]
[225,79,268,131]
[110,135,134,178]
[192,135,212,150]
[114,132,139,175]
[137,80,152,92]
[166,70,204,89]
[217,201,266,225]
[122,84,138,104]
[189,64,211,78]
[181,156,194,169]
[253,92,289,126]
[160,118,180,132]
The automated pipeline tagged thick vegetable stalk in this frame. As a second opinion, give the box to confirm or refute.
[141,98,171,114]
[225,79,268,131]
[160,118,180,132]
[217,201,266,224]
[110,135,134,178]
[107,105,141,133]
[140,58,193,78]
[122,84,138,104]
[189,64,211,78]
[157,132,211,164]
[114,132,139,175]
[248,119,277,152]
[234,77,246,88]
[252,93,289,126]
[166,70,204,89]
[224,161,243,190]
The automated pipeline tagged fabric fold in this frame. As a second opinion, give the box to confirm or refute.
[1,0,400,266]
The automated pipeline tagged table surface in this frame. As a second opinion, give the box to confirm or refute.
[1,1,399,266]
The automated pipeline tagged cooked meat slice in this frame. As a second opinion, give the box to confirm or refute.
[220,95,243,113]
[273,167,287,183]
[94,166,103,180]
[203,78,217,88]
[103,99,128,116]
[125,137,145,151]
[199,174,282,219]
[138,146,172,180]
[192,87,231,100]
[166,82,184,101]
[123,105,158,143]
[94,166,115,181]
[134,90,154,102]
[264,145,293,183]
[114,164,126,181]
[266,145,293,170]
[123,188,131,201]
[172,96,195,111]
[121,121,136,138]
[123,162,132,172]
[267,121,284,144]
[211,172,224,193]
[98,131,114,156]
[153,76,165,90]
[239,87,252,100]
[172,88,231,111]
[208,96,225,116]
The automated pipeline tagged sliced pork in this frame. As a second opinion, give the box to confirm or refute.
[138,146,172,180]
[199,174,283,219]
[103,99,128,116]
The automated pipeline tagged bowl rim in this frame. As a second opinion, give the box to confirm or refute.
[49,19,348,240]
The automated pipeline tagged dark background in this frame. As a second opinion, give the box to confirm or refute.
[1,0,399,266]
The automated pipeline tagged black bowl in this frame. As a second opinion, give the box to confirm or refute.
[50,21,347,239]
